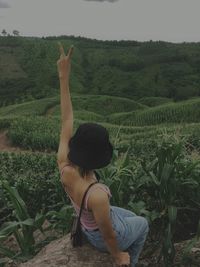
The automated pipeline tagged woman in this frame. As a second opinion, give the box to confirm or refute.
[56,42,149,267]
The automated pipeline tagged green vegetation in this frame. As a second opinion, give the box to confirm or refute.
[0,96,59,117]
[108,98,200,126]
[0,182,46,260]
[0,35,200,266]
[2,115,200,158]
[53,94,146,116]
[0,151,64,220]
[138,97,173,107]
[1,36,200,107]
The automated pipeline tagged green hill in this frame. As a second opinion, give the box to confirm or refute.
[0,95,59,117]
[108,97,200,126]
[0,36,200,107]
[138,97,173,107]
[52,94,146,116]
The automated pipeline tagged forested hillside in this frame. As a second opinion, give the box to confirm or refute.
[0,35,200,106]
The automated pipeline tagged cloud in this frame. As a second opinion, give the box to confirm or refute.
[84,0,119,3]
[0,1,10,8]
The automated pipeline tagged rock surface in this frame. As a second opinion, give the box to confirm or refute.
[19,234,115,267]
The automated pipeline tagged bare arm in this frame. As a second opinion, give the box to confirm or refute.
[59,78,73,122]
[57,43,74,169]
[58,42,73,122]
[89,189,130,266]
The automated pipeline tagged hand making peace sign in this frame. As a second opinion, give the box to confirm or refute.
[57,42,74,79]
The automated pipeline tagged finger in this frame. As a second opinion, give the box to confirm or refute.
[58,41,65,57]
[67,45,74,58]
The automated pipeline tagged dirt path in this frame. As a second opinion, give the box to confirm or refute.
[0,129,55,154]
[0,129,23,152]
[0,101,58,154]
[46,106,55,117]
[0,104,57,153]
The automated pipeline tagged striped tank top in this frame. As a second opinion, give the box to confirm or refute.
[60,165,112,230]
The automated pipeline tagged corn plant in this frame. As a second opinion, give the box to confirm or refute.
[46,205,73,235]
[137,135,200,266]
[0,182,46,262]
[97,128,135,207]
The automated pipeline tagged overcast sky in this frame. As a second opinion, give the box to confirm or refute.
[0,0,199,42]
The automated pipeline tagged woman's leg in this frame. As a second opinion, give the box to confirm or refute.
[110,206,149,266]
[123,216,149,267]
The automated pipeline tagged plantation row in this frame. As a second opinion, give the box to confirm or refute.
[1,94,200,126]
[2,116,199,158]
[108,97,200,126]
[48,97,200,127]
[39,96,200,126]
[0,93,146,118]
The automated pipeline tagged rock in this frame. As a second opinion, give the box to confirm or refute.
[19,233,115,267]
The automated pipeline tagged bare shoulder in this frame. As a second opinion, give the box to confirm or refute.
[88,187,110,210]
[91,187,109,200]
[57,160,76,186]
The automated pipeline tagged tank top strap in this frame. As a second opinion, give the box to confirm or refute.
[84,184,112,211]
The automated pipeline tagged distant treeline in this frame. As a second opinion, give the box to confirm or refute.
[0,35,200,106]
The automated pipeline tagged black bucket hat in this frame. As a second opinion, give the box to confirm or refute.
[67,123,113,170]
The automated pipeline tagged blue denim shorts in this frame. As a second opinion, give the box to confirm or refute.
[82,205,137,252]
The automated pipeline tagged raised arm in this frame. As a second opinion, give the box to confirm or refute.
[56,42,74,171]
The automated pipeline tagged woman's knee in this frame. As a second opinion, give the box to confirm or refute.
[127,216,149,236]
[138,216,149,234]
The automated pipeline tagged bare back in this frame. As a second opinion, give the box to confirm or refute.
[60,166,101,211]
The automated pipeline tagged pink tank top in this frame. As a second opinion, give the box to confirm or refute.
[60,165,112,230]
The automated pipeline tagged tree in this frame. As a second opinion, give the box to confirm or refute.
[1,29,7,36]
[13,30,20,36]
